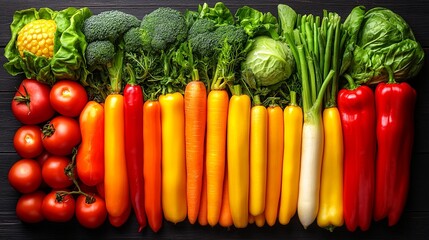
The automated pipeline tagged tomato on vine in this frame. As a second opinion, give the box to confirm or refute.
[75,194,107,229]
[41,116,81,156]
[41,190,75,222]
[42,155,74,189]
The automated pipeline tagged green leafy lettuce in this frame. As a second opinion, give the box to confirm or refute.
[3,7,92,85]
[344,6,424,84]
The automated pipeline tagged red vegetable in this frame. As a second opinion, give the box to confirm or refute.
[11,79,55,125]
[41,116,81,156]
[374,79,417,226]
[49,79,88,117]
[42,190,76,222]
[75,194,107,229]
[13,125,44,159]
[338,75,376,232]
[123,67,146,232]
[8,158,42,194]
[16,191,46,223]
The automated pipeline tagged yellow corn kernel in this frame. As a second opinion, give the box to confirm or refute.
[16,19,56,58]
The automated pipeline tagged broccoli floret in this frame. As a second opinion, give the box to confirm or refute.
[188,19,220,57]
[215,24,248,50]
[83,10,140,43]
[140,7,188,52]
[85,40,115,66]
[124,27,144,53]
[188,18,217,38]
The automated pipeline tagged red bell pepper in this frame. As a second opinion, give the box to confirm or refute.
[374,77,416,226]
[124,66,146,232]
[338,75,376,232]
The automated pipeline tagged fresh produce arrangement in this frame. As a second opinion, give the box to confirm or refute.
[4,1,424,233]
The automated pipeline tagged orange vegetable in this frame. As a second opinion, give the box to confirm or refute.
[206,89,229,226]
[265,105,284,226]
[104,94,129,218]
[143,100,163,232]
[76,101,104,187]
[184,79,207,224]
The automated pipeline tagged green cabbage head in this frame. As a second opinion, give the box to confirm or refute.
[344,6,424,84]
[242,36,294,88]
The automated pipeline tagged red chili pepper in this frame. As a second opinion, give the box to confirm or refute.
[124,66,146,232]
[338,75,376,232]
[374,78,416,226]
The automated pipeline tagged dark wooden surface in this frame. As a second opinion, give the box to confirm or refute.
[1,0,428,239]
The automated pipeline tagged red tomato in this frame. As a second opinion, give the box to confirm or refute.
[75,194,107,229]
[50,80,88,117]
[11,79,55,125]
[42,156,74,189]
[42,190,75,222]
[41,116,81,156]
[16,191,46,223]
[13,125,44,158]
[8,159,42,193]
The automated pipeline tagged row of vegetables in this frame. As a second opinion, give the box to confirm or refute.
[4,1,424,233]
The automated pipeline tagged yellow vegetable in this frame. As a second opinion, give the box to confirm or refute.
[17,19,56,58]
[317,107,344,230]
[249,98,267,217]
[278,92,303,225]
[159,92,187,224]
[227,86,250,228]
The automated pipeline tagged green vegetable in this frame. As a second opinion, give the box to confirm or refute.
[140,7,188,52]
[82,10,140,99]
[344,6,424,85]
[235,6,279,39]
[242,36,294,87]
[83,10,140,43]
[3,7,91,85]
[124,27,145,53]
[197,2,234,26]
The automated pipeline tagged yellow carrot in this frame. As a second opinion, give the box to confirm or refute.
[265,105,284,226]
[159,92,187,224]
[317,107,344,230]
[227,85,250,228]
[278,91,303,225]
[249,96,268,217]
[254,213,265,227]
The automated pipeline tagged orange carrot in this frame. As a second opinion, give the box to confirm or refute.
[198,158,208,226]
[185,79,207,224]
[265,105,284,226]
[219,168,232,228]
[206,89,229,226]
[104,94,129,218]
[143,100,162,232]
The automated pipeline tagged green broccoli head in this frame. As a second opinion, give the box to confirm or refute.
[140,7,188,52]
[188,18,220,57]
[215,24,248,50]
[83,10,141,43]
[188,18,217,38]
[85,40,115,67]
[124,27,144,53]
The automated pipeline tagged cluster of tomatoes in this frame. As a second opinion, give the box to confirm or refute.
[8,79,108,229]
